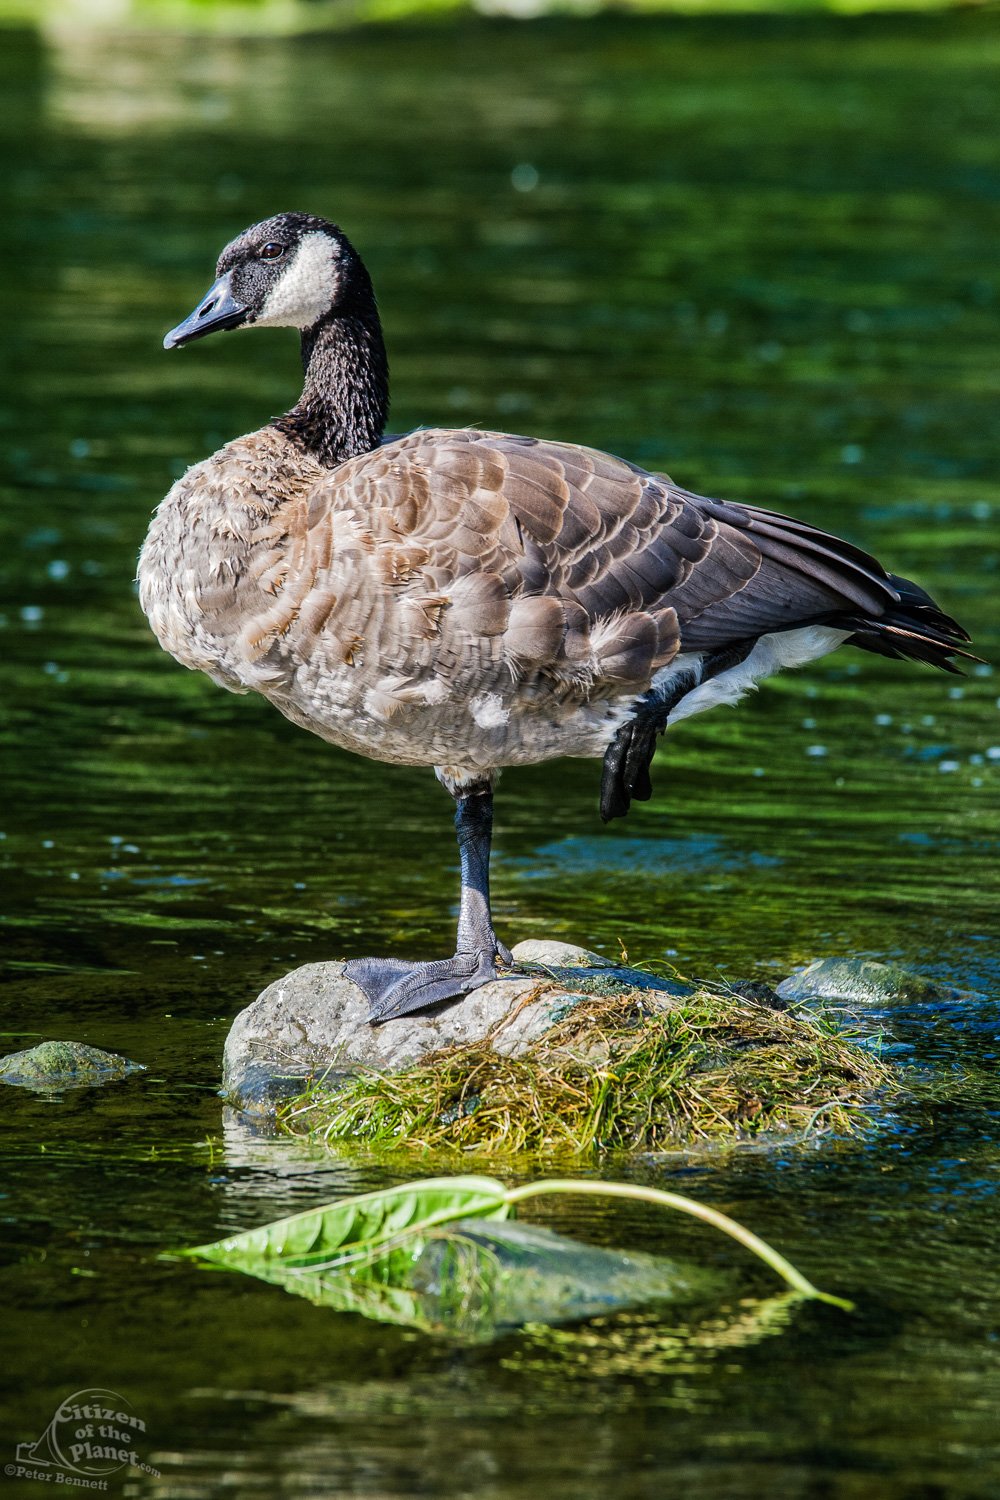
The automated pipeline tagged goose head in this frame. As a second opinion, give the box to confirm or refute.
[163,212,357,350]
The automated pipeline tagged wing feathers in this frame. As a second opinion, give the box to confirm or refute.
[282,427,970,700]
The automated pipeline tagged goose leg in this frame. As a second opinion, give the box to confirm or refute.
[600,643,756,821]
[344,787,514,1025]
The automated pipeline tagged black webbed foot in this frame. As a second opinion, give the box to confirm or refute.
[600,670,696,823]
[346,784,520,1024]
[600,645,755,822]
[345,943,516,1025]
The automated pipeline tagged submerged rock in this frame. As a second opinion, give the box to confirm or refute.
[777,957,965,1008]
[223,940,684,1114]
[0,1040,144,1090]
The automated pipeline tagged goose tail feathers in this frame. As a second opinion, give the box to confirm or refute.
[844,574,979,676]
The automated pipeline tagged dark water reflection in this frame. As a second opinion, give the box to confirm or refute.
[1,11,999,1498]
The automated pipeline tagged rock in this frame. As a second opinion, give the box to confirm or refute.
[223,948,684,1116]
[725,979,788,1011]
[222,951,894,1150]
[0,1040,144,1090]
[513,938,692,1001]
[510,939,612,968]
[777,957,963,1008]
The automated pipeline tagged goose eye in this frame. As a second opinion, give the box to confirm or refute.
[259,242,285,261]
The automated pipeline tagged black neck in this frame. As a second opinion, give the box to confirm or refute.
[273,289,389,469]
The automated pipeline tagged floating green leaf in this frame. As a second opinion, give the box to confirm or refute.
[182,1174,510,1272]
[176,1174,852,1337]
[205,1218,710,1339]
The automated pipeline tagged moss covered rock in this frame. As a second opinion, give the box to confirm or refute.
[221,941,895,1152]
[0,1040,144,1090]
[222,940,689,1115]
[777,956,970,1008]
[282,981,893,1154]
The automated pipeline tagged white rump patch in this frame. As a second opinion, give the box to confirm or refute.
[665,626,850,726]
[469,692,510,729]
[254,231,340,331]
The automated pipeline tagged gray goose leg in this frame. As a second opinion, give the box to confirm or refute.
[344,787,514,1025]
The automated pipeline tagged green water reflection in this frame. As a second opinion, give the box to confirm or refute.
[1,11,998,1498]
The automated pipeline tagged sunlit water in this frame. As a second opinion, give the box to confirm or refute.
[1,12,998,1497]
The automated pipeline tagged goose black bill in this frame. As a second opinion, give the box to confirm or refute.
[163,271,248,349]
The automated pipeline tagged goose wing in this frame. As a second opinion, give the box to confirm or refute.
[294,427,901,695]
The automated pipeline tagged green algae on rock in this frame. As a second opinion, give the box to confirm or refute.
[280,980,894,1155]
[777,957,976,1008]
[222,940,690,1116]
[0,1040,145,1090]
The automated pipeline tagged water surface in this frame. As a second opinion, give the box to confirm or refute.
[1,12,998,1497]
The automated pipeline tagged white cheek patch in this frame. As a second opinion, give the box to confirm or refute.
[254,231,340,330]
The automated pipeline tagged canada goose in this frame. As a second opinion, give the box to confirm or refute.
[139,212,975,1024]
